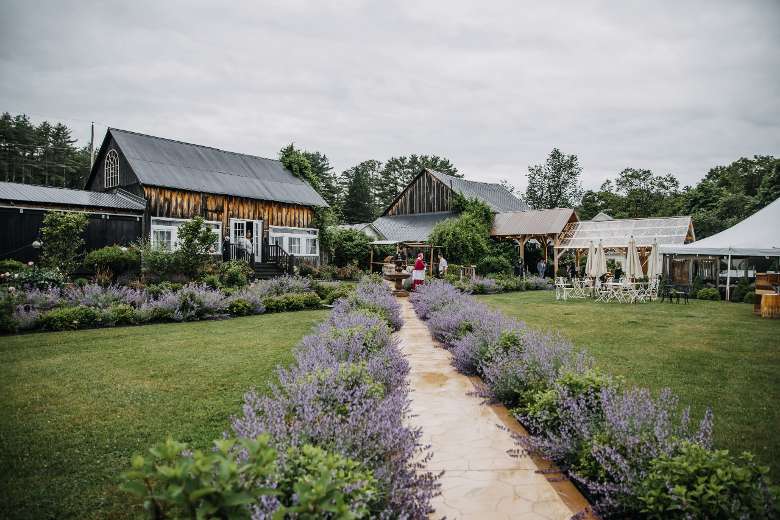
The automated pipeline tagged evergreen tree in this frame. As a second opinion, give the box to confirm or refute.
[340,160,381,223]
[303,150,340,209]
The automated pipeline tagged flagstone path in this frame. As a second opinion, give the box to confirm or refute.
[396,298,591,519]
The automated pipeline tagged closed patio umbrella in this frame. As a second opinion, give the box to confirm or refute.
[625,236,643,280]
[647,239,661,279]
[586,241,596,277]
[595,240,607,278]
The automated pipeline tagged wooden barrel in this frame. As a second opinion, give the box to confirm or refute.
[760,293,780,319]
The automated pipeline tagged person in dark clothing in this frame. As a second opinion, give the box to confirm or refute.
[222,235,231,262]
[567,263,577,280]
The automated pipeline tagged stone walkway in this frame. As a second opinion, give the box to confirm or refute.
[396,298,590,519]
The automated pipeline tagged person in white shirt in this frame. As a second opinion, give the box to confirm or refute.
[438,254,448,277]
[238,231,254,261]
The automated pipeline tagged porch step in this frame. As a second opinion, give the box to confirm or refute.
[253,262,286,280]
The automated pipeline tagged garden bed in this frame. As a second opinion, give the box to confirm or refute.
[410,280,778,519]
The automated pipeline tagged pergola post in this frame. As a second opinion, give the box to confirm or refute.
[429,246,434,276]
[369,246,374,273]
[553,235,559,277]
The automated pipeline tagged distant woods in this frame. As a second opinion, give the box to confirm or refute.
[3,112,776,238]
[0,112,91,189]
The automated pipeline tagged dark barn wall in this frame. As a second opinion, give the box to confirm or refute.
[86,135,144,196]
[385,170,455,216]
[0,207,142,263]
[143,186,315,239]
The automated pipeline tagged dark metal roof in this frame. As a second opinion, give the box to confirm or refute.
[108,128,328,207]
[427,169,528,212]
[372,212,456,243]
[0,181,145,212]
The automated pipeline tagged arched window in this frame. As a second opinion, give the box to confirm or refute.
[105,149,120,188]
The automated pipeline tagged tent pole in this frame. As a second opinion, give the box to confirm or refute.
[726,254,732,302]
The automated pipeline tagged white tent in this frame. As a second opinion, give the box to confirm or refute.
[660,197,780,257]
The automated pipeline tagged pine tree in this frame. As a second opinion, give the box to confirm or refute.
[340,160,381,223]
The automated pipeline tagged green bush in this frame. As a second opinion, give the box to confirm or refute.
[731,277,752,302]
[200,273,222,289]
[490,273,525,292]
[336,262,364,281]
[262,292,321,313]
[120,436,278,520]
[313,281,355,304]
[39,306,100,331]
[696,287,721,301]
[145,281,182,298]
[0,291,17,334]
[476,255,513,276]
[105,304,138,326]
[13,266,67,289]
[298,263,317,277]
[637,443,779,519]
[0,259,27,273]
[40,211,88,276]
[227,298,254,317]
[84,245,140,275]
[219,260,252,288]
[429,212,490,265]
[276,444,378,519]
[744,291,756,304]
[329,228,371,268]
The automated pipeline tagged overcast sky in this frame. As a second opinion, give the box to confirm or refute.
[1,0,778,191]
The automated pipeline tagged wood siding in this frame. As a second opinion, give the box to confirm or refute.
[385,170,455,216]
[143,186,314,238]
[87,135,144,197]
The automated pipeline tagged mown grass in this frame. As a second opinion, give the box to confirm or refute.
[0,310,328,519]
[480,291,780,480]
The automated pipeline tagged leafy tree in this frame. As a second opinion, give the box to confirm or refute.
[375,154,460,210]
[525,148,583,209]
[176,216,218,277]
[340,160,381,223]
[303,150,340,209]
[40,211,88,276]
[279,143,321,193]
[328,228,372,267]
[429,197,492,264]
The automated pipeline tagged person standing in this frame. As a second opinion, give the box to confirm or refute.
[568,262,576,280]
[537,258,546,278]
[412,253,426,289]
[222,234,231,262]
[438,253,448,277]
[239,231,254,263]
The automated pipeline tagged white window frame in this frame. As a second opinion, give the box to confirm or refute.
[150,217,222,254]
[268,226,319,257]
[105,149,120,188]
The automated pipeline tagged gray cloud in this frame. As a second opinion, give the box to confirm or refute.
[1,0,778,191]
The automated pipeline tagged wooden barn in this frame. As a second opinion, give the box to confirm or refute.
[0,129,327,274]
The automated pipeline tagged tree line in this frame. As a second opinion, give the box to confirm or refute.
[0,113,91,189]
[522,147,779,238]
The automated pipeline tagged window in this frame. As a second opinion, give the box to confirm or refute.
[268,226,318,256]
[150,217,222,253]
[105,149,120,188]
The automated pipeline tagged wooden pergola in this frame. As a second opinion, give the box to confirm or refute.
[491,208,579,276]
[369,240,441,276]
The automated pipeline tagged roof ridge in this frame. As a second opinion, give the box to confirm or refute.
[109,127,284,164]
[0,180,95,193]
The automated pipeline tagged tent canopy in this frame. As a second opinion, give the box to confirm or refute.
[661,197,780,257]
[557,216,694,250]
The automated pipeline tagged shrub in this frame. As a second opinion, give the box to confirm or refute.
[262,292,321,313]
[105,303,138,326]
[276,444,379,518]
[476,255,513,276]
[176,217,219,277]
[637,443,779,519]
[144,281,182,298]
[490,273,526,292]
[336,262,363,281]
[226,298,254,317]
[40,211,88,276]
[13,266,66,289]
[120,436,277,520]
[696,287,720,300]
[744,291,756,304]
[39,305,101,331]
[83,245,140,275]
[200,273,222,289]
[0,259,26,273]
[312,281,355,304]
[0,291,17,334]
[524,275,551,290]
[219,260,252,288]
[329,228,371,268]
[297,262,317,277]
[731,277,752,303]
[256,274,312,297]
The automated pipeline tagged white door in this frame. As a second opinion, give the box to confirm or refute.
[229,218,262,264]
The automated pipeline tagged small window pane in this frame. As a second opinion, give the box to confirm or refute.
[307,238,317,255]
[288,237,301,254]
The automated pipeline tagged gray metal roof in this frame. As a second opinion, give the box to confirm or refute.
[372,211,456,243]
[427,169,528,212]
[492,208,577,237]
[108,128,328,207]
[591,211,614,221]
[0,181,145,212]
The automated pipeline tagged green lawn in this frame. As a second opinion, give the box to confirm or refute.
[0,310,328,520]
[480,292,780,480]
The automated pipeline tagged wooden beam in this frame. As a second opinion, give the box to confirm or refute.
[553,235,560,277]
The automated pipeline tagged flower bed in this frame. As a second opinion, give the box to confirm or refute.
[448,273,553,294]
[1,275,335,334]
[410,280,778,519]
[122,276,439,518]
